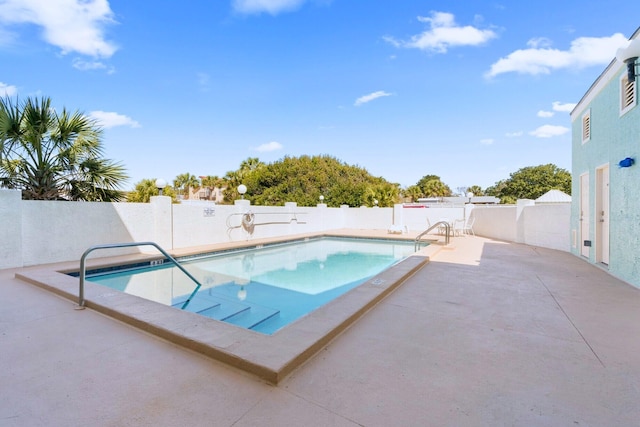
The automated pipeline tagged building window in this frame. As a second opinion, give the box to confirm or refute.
[620,73,636,116]
[581,110,591,144]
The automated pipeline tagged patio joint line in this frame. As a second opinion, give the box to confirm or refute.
[230,392,269,426]
[282,388,366,427]
[536,275,605,368]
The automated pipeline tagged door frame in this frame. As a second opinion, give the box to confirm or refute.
[579,172,590,258]
[595,164,610,265]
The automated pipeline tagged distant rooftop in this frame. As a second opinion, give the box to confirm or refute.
[536,189,571,203]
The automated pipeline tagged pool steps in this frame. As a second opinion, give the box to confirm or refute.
[172,291,280,331]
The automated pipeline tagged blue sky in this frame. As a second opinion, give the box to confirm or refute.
[1,1,638,192]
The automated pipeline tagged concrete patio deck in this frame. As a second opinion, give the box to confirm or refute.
[2,235,640,426]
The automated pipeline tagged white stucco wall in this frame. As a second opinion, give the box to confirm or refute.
[0,188,571,269]
[472,205,517,242]
[342,206,394,230]
[398,206,465,232]
[161,200,353,249]
[472,203,570,250]
[20,200,152,266]
[521,204,571,252]
[0,190,23,269]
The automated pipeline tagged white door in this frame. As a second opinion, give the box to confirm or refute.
[596,165,610,265]
[580,173,590,258]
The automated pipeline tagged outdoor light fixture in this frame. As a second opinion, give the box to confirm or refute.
[319,195,324,202]
[237,184,247,199]
[619,157,635,168]
[155,178,167,196]
[374,199,379,207]
[616,38,640,81]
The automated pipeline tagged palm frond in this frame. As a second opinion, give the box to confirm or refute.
[0,96,128,200]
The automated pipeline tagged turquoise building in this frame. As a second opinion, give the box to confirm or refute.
[570,28,640,288]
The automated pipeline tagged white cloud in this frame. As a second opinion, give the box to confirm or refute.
[527,37,553,49]
[480,138,494,145]
[255,141,283,152]
[505,131,523,137]
[89,111,140,129]
[537,110,554,118]
[552,101,576,112]
[354,90,392,106]
[232,0,305,15]
[72,58,114,73]
[384,11,497,53]
[529,125,569,138]
[0,81,18,96]
[486,33,628,78]
[0,0,118,57]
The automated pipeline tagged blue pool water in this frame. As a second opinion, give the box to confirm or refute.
[87,237,417,334]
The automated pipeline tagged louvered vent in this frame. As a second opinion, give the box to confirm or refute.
[582,112,590,143]
[621,76,636,113]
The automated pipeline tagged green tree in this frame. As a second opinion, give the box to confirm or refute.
[416,175,452,198]
[222,170,245,202]
[126,178,178,203]
[466,185,484,196]
[0,96,128,200]
[485,164,571,204]
[239,157,265,172]
[225,155,399,207]
[402,185,422,202]
[364,182,401,207]
[173,172,199,199]
[200,175,224,201]
[222,157,265,202]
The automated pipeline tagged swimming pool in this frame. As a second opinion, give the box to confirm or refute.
[87,237,417,334]
[19,232,434,382]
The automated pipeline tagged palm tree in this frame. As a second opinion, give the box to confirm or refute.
[221,158,265,202]
[0,96,128,201]
[403,185,423,202]
[416,175,452,198]
[173,173,200,199]
[200,175,224,201]
[222,169,245,202]
[239,157,264,172]
[364,182,400,207]
[466,185,484,196]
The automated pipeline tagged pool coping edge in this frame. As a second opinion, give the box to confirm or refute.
[14,232,441,384]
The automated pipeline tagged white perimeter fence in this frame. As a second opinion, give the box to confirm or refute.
[0,189,570,269]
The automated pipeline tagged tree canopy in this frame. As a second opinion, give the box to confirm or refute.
[223,157,265,201]
[0,96,128,201]
[127,178,178,203]
[485,164,571,204]
[173,172,199,199]
[465,185,484,196]
[227,155,400,207]
[403,175,452,201]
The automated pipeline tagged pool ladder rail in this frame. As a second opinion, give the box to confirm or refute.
[414,221,451,251]
[77,241,203,309]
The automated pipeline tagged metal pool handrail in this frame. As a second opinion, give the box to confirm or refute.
[78,242,203,309]
[415,221,451,251]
